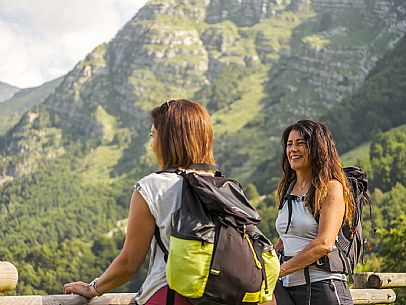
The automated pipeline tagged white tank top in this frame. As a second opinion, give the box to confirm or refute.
[133,172,183,304]
[275,195,346,287]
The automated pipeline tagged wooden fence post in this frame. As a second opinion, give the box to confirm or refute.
[0,261,18,293]
[354,272,375,289]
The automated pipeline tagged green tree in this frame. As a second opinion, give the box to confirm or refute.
[378,215,406,305]
[245,183,259,201]
[194,64,249,112]
[370,129,406,191]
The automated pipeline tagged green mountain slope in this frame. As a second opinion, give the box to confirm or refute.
[0,77,62,136]
[251,30,406,194]
[322,33,406,153]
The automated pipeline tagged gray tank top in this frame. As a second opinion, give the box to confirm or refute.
[275,195,346,287]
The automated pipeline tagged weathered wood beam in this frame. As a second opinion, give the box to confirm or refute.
[350,289,396,304]
[368,273,406,288]
[354,272,406,288]
[0,293,136,305]
[0,290,397,305]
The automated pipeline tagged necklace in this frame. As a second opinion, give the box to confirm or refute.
[297,181,310,191]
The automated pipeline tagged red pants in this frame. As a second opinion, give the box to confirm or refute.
[145,285,192,305]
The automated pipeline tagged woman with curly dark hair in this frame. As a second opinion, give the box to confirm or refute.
[273,120,354,305]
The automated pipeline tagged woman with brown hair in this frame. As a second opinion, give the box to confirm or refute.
[273,120,354,305]
[64,99,215,304]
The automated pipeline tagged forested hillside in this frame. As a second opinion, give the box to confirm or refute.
[322,34,406,152]
[0,0,405,299]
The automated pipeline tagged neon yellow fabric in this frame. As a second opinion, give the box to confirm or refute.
[260,249,280,303]
[243,290,261,302]
[166,236,213,298]
[244,233,262,269]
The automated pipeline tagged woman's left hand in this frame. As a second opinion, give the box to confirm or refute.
[64,281,94,299]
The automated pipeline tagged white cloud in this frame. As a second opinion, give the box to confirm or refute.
[0,0,148,88]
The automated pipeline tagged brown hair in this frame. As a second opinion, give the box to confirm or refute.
[276,120,355,224]
[150,99,216,169]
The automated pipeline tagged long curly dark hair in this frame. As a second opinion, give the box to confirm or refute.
[277,120,355,224]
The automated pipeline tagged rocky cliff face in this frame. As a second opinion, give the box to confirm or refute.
[206,0,274,25]
[260,0,406,138]
[43,1,212,139]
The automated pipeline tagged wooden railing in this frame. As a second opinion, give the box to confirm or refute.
[1,262,404,304]
[0,293,137,305]
[0,290,398,305]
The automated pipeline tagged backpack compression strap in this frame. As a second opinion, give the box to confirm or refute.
[154,227,175,305]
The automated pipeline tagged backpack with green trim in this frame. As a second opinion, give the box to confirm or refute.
[155,164,280,305]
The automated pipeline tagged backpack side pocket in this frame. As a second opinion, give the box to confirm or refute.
[166,236,213,298]
[260,249,280,303]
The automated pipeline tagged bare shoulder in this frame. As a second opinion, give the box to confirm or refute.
[321,179,344,207]
[320,179,345,213]
[327,179,343,193]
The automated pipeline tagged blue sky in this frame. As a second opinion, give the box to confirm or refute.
[0,0,148,88]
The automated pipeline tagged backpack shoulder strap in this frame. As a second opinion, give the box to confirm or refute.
[279,178,296,210]
[156,163,222,177]
[155,167,184,175]
[187,163,222,177]
[154,226,168,262]
[285,195,294,234]
[279,178,296,234]
[154,226,175,305]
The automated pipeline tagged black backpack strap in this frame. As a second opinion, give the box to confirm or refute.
[154,226,168,262]
[285,195,294,234]
[154,227,175,305]
[157,164,222,177]
[280,179,295,234]
[166,287,175,305]
[155,167,184,175]
[187,163,222,177]
[366,192,377,235]
[304,266,311,305]
[279,178,296,210]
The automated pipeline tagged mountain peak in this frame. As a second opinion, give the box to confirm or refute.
[0,81,20,103]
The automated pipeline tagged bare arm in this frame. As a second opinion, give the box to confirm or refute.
[64,190,155,297]
[279,180,345,278]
